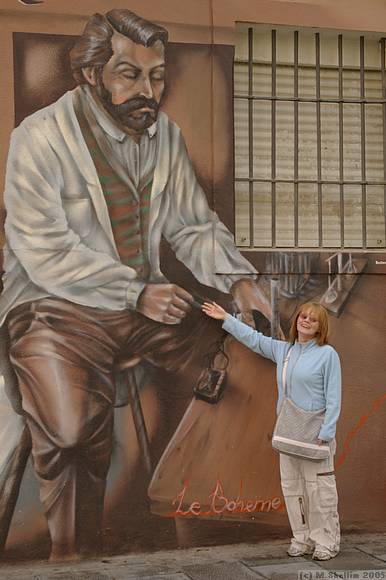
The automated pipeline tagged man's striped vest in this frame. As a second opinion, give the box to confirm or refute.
[74,99,152,281]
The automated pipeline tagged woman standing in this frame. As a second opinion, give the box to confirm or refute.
[202,300,341,561]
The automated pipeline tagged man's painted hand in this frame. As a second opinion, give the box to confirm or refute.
[230,278,285,339]
[136,283,193,324]
[230,278,273,323]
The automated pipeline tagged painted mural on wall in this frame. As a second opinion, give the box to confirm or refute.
[0,5,385,564]
[0,8,280,561]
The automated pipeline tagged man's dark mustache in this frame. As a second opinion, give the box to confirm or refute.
[114,97,159,115]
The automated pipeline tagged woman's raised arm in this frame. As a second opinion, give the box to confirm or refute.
[202,302,286,363]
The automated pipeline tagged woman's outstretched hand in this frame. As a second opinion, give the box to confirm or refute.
[202,301,227,321]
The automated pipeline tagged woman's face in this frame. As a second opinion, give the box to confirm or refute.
[296,309,320,341]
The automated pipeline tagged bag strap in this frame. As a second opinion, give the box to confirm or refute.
[281,345,294,397]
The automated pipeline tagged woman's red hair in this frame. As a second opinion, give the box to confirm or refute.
[289,301,330,346]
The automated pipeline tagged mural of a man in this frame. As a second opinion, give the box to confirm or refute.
[0,9,272,561]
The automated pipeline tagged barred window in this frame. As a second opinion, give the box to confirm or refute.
[234,25,386,250]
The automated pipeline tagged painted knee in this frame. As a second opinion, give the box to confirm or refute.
[53,407,113,458]
[49,418,87,450]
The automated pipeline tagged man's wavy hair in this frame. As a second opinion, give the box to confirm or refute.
[70,9,169,85]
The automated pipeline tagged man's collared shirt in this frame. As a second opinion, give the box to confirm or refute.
[80,85,157,193]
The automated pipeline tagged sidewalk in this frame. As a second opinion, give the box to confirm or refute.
[1,533,385,579]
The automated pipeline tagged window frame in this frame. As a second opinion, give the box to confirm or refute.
[234,25,386,251]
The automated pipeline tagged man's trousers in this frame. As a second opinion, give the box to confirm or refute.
[7,297,209,560]
[279,442,340,556]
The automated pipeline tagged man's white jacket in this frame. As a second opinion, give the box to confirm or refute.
[0,87,256,326]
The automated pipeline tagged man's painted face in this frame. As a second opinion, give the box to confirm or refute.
[94,31,165,132]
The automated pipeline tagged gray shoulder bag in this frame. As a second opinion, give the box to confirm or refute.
[272,346,330,461]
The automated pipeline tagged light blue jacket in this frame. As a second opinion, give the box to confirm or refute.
[222,315,342,441]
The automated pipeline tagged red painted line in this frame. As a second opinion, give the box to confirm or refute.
[335,392,386,470]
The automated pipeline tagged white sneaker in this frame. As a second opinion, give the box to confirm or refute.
[287,544,314,557]
[312,549,336,561]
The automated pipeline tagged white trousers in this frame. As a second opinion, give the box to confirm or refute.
[279,442,340,556]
